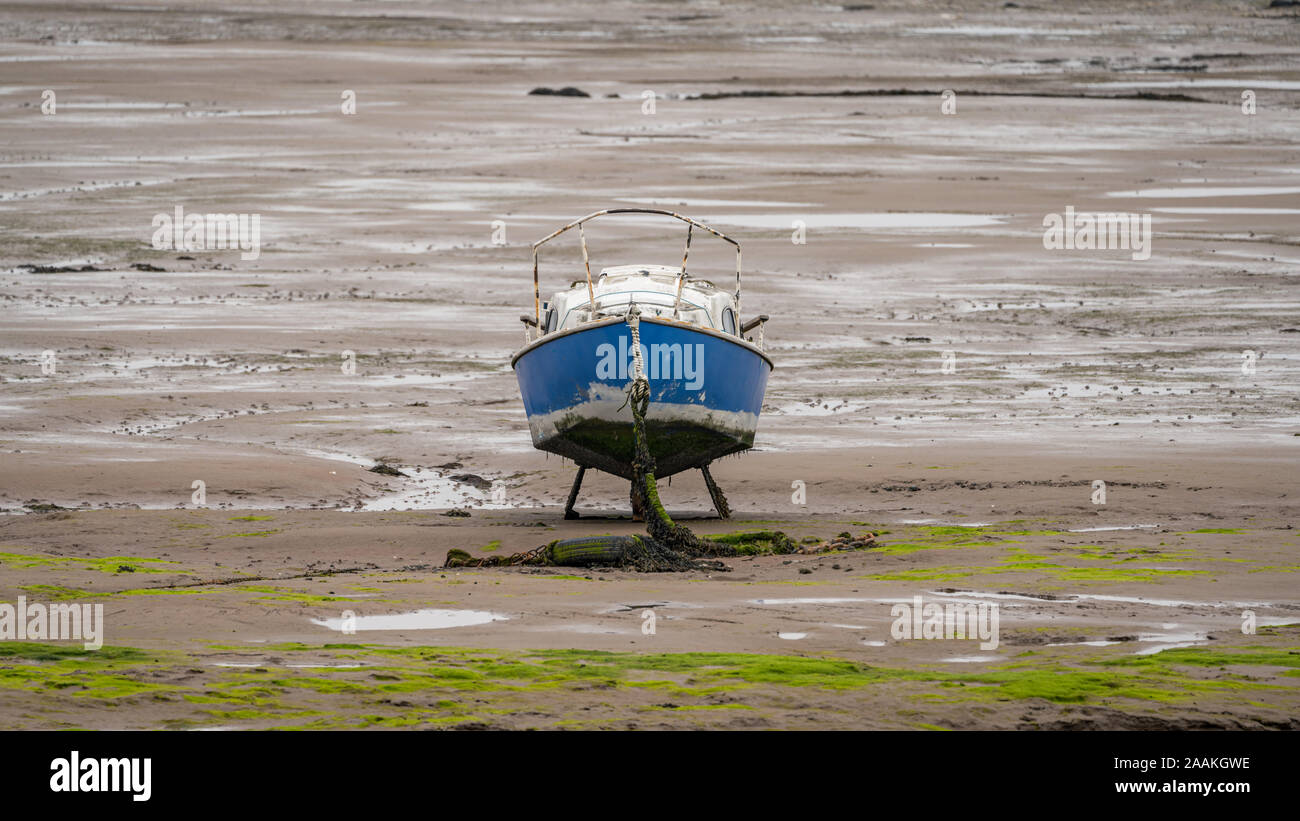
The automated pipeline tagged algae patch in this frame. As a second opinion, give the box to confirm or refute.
[0,551,181,575]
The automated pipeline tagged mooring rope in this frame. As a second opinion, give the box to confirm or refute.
[626,305,650,412]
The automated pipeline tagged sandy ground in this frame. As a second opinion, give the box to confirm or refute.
[0,0,1298,729]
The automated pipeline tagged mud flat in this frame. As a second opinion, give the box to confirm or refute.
[1,446,1297,730]
[0,0,1298,728]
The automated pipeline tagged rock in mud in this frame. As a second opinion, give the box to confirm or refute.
[19,263,103,273]
[450,472,491,491]
[528,86,590,97]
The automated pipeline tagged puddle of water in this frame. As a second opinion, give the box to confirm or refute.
[406,201,480,212]
[941,655,1001,663]
[778,632,808,640]
[532,623,634,635]
[703,212,1004,230]
[357,465,496,511]
[906,25,1096,37]
[287,449,531,512]
[1133,632,1208,655]
[752,597,872,605]
[597,601,704,614]
[1068,524,1159,533]
[311,609,508,631]
[861,640,887,647]
[213,660,365,669]
[1259,617,1300,630]
[1075,594,1273,609]
[1105,186,1300,199]
[617,197,816,208]
[931,590,1052,603]
[1151,207,1300,215]
[938,590,1277,610]
[1214,251,1300,265]
[1086,79,1300,91]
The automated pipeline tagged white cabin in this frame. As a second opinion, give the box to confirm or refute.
[540,264,740,336]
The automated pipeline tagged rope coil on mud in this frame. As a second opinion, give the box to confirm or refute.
[445,308,873,571]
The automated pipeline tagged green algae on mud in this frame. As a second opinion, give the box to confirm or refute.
[861,530,1218,585]
[232,584,354,604]
[17,584,99,600]
[3,638,1298,729]
[0,643,179,700]
[863,525,1007,556]
[697,530,802,555]
[864,563,1209,585]
[0,550,181,575]
[19,583,219,600]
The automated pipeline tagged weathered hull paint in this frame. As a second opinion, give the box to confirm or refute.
[513,318,771,479]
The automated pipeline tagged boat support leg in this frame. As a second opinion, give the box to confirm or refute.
[701,463,731,519]
[564,466,586,520]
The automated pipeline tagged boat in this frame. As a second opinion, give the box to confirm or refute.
[511,208,772,519]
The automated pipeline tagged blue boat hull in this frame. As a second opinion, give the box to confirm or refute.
[512,317,772,479]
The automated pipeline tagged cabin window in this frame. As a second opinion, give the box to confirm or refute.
[544,307,557,333]
[722,307,737,335]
